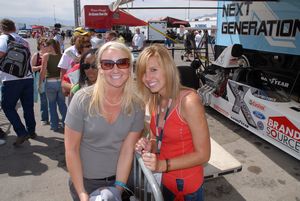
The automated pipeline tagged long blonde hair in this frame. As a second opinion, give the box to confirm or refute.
[87,41,143,116]
[136,44,181,113]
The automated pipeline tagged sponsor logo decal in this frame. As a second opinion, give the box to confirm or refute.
[253,111,266,120]
[249,99,265,111]
[228,81,257,128]
[257,121,264,130]
[261,77,289,88]
[231,116,249,128]
[221,2,299,38]
[88,8,109,16]
[266,116,300,153]
[213,104,229,116]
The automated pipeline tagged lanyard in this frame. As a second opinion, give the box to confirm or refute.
[155,98,172,154]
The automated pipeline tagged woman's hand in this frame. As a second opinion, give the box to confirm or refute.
[78,192,89,201]
[135,137,151,154]
[141,152,166,172]
[38,81,44,94]
[142,152,158,171]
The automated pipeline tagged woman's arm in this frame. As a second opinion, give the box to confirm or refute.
[61,79,72,96]
[168,92,211,170]
[115,131,142,191]
[31,52,41,72]
[40,53,49,81]
[64,125,88,201]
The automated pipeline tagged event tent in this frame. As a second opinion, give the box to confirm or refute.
[162,16,190,27]
[82,5,147,29]
[112,9,147,26]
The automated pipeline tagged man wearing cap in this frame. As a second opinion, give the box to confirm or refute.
[53,28,64,53]
[58,27,91,96]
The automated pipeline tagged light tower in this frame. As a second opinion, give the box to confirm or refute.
[53,5,57,24]
[74,0,81,27]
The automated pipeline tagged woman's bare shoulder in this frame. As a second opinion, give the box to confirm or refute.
[180,88,199,102]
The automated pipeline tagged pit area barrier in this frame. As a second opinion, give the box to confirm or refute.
[133,153,164,201]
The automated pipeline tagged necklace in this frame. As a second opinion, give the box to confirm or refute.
[104,96,122,106]
[156,98,173,154]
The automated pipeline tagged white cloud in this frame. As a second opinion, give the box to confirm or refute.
[0,0,73,20]
[0,0,217,23]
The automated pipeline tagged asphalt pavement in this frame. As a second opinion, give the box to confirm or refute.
[0,38,299,201]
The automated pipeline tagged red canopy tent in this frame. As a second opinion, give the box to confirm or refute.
[162,16,190,27]
[111,9,147,27]
[82,5,147,29]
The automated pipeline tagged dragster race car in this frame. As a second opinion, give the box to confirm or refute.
[195,44,300,160]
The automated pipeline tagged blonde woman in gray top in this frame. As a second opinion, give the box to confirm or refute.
[64,41,144,201]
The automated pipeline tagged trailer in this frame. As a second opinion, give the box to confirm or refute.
[196,0,300,160]
[147,21,167,42]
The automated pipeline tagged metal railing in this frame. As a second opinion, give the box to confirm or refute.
[133,153,164,201]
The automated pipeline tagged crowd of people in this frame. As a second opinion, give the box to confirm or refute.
[0,18,210,201]
[182,29,207,62]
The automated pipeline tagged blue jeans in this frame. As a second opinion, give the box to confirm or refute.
[1,79,36,137]
[39,91,49,122]
[45,80,67,130]
[162,184,204,201]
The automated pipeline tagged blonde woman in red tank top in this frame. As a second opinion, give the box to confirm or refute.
[135,44,211,201]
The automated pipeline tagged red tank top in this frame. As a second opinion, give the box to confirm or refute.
[150,91,204,200]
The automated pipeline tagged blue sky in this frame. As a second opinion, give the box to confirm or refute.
[0,0,217,22]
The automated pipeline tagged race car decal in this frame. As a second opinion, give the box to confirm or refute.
[213,104,229,116]
[253,111,266,120]
[231,116,249,128]
[217,0,300,55]
[228,81,257,128]
[257,121,264,130]
[266,116,300,153]
[249,99,265,111]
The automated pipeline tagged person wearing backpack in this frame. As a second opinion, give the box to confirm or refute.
[0,18,36,146]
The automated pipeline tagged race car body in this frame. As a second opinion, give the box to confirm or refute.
[199,70,300,159]
[197,0,300,160]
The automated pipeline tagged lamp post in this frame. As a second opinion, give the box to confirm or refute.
[53,5,57,24]
[188,0,190,20]
[74,0,81,27]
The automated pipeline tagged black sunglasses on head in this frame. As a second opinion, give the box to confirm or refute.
[81,63,97,70]
[100,58,130,70]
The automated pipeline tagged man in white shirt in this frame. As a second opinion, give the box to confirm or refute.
[89,29,104,49]
[132,28,145,51]
[0,18,36,146]
[194,30,202,49]
[53,28,64,53]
